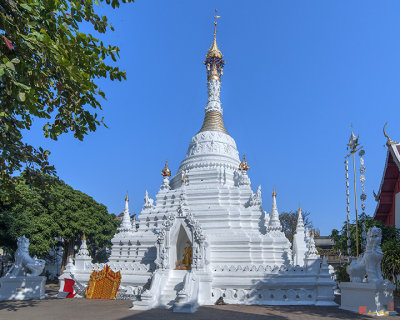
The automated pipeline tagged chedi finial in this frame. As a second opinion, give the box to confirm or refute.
[204,9,225,81]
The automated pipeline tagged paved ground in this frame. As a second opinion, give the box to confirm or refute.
[0,285,399,320]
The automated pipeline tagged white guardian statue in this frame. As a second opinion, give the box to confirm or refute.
[0,235,46,300]
[340,227,396,315]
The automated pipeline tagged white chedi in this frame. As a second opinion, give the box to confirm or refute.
[62,24,335,312]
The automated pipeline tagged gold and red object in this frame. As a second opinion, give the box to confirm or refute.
[238,154,250,171]
[161,160,171,177]
[85,265,121,299]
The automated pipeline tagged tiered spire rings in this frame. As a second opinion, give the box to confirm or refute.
[161,160,171,177]
[238,153,250,171]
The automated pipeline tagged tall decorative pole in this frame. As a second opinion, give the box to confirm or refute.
[345,127,364,257]
[346,214,351,256]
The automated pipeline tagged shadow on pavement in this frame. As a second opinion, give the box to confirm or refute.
[0,299,39,312]
[118,306,288,320]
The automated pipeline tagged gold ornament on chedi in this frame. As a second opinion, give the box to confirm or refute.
[161,160,171,177]
[85,265,121,299]
[204,9,225,82]
[238,153,250,171]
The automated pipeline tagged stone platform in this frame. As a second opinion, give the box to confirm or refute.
[340,281,397,316]
[0,277,46,301]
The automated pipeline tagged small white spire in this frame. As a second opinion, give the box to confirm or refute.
[119,193,133,232]
[268,186,282,231]
[76,233,90,258]
[306,233,318,258]
[296,203,305,232]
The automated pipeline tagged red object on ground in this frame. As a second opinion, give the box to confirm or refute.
[359,306,367,314]
[63,278,76,298]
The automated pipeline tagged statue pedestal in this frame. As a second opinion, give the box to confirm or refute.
[0,276,46,301]
[340,281,397,315]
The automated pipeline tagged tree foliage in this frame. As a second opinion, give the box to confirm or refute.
[0,0,133,200]
[330,213,400,284]
[0,174,119,270]
[279,210,312,244]
[330,213,399,256]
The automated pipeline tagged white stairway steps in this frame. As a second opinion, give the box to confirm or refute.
[159,270,187,308]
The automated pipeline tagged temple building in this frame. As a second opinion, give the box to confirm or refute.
[60,15,335,312]
[373,125,400,228]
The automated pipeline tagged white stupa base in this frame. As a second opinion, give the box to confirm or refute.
[0,276,46,301]
[340,281,397,315]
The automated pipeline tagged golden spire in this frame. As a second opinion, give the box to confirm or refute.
[298,201,301,211]
[272,186,277,197]
[206,9,223,59]
[161,160,171,177]
[82,232,86,241]
[238,153,250,171]
[125,191,129,202]
[204,9,225,81]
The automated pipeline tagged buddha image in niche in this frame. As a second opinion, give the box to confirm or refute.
[175,241,192,270]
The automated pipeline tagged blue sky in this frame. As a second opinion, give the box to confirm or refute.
[25,1,400,235]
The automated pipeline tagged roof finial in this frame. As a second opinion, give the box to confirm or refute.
[298,201,301,211]
[383,122,398,146]
[125,191,129,202]
[205,9,224,81]
[272,185,277,197]
[214,9,220,41]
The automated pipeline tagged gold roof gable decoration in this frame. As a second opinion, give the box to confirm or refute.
[85,265,121,299]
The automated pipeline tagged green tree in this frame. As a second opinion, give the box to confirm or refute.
[330,213,399,256]
[0,0,133,200]
[330,213,400,285]
[279,210,312,244]
[0,174,119,271]
[381,240,400,288]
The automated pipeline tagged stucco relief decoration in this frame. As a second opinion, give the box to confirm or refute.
[248,185,262,206]
[234,170,250,186]
[205,79,222,114]
[143,190,155,209]
[186,131,239,159]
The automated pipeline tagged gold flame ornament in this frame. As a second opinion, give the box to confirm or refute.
[161,160,171,177]
[238,153,250,171]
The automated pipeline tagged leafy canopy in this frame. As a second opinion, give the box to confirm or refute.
[279,210,312,244]
[0,0,133,200]
[330,213,400,284]
[0,174,119,265]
